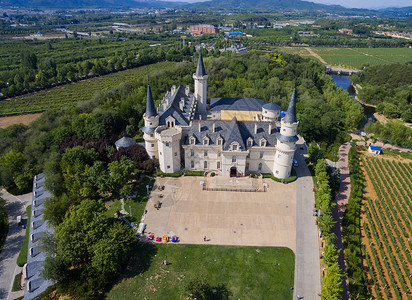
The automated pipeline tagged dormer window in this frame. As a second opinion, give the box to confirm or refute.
[166,116,175,128]
[260,138,267,147]
[247,138,253,147]
[189,136,195,145]
[231,142,239,151]
[203,137,209,145]
[217,137,223,146]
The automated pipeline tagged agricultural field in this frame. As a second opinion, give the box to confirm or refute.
[361,155,412,299]
[0,61,177,116]
[280,47,412,69]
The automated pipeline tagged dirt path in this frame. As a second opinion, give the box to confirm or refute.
[0,113,42,128]
[332,143,351,300]
[305,47,328,65]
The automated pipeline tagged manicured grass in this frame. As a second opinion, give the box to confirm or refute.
[105,176,155,224]
[0,61,177,116]
[12,273,22,292]
[104,244,295,299]
[16,205,31,267]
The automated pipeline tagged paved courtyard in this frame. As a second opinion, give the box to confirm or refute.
[142,176,296,251]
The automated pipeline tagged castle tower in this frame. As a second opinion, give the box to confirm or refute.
[193,52,208,114]
[273,88,299,179]
[142,85,159,159]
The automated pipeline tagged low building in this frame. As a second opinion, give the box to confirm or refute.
[368,145,381,155]
[24,174,54,300]
[187,25,219,35]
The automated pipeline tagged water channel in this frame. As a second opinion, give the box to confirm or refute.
[330,75,375,123]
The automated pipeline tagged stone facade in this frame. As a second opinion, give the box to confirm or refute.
[143,54,298,179]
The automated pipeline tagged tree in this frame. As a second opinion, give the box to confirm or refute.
[42,200,134,297]
[308,143,324,164]
[320,263,343,300]
[383,103,400,118]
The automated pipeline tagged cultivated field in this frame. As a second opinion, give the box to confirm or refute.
[280,47,412,69]
[361,155,412,299]
[0,61,176,116]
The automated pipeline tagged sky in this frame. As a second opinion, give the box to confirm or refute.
[176,0,412,9]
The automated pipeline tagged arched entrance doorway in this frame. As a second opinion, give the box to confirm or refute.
[230,166,237,177]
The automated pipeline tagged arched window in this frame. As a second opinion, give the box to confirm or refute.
[191,161,194,168]
[232,156,236,163]
[258,163,262,171]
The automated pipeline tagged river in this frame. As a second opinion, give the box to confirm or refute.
[330,75,375,122]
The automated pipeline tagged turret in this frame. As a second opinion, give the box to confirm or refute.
[273,88,299,179]
[193,52,209,114]
[142,85,160,159]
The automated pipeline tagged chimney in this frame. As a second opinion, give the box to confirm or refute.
[254,123,258,134]
[199,121,201,132]
[212,122,216,133]
[185,85,190,96]
[171,85,176,94]
[180,98,185,110]
[268,123,272,134]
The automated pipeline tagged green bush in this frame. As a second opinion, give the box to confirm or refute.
[0,196,8,254]
[262,168,297,183]
[17,205,31,267]
[183,171,205,176]
[156,171,182,177]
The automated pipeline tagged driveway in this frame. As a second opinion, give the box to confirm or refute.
[0,189,31,300]
[293,138,321,300]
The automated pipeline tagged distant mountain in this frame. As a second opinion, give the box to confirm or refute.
[0,0,183,9]
[380,6,412,14]
[188,0,342,11]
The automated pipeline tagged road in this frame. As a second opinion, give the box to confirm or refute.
[0,189,31,300]
[293,138,321,300]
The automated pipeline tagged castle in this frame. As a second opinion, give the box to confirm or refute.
[142,53,299,178]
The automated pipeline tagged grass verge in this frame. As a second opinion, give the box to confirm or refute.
[104,244,295,299]
[12,273,22,292]
[16,205,31,267]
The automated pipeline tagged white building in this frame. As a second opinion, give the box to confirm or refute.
[143,53,299,179]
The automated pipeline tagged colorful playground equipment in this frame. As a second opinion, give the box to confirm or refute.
[171,236,178,242]
[162,235,169,243]
[148,234,154,240]
[156,237,161,242]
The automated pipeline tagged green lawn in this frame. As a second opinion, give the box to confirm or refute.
[104,244,295,299]
[0,61,177,116]
[16,205,31,267]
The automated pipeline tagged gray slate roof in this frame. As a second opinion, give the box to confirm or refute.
[158,85,196,126]
[25,174,54,300]
[184,117,278,149]
[115,137,136,148]
[210,97,265,112]
[195,52,207,76]
[145,85,158,118]
[283,88,297,123]
[262,102,281,111]
[276,133,299,143]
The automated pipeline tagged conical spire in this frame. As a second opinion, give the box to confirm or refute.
[145,85,157,117]
[195,52,207,76]
[283,88,297,123]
